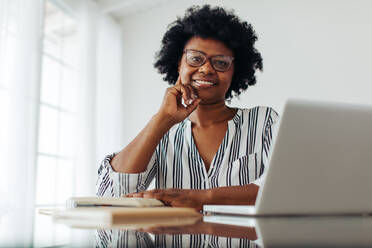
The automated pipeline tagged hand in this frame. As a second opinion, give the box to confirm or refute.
[157,76,201,125]
[126,188,208,211]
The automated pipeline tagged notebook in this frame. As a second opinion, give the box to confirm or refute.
[204,99,372,216]
[66,197,164,208]
[51,207,201,227]
[40,197,200,228]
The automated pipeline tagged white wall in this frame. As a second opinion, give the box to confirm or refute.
[95,14,124,162]
[119,0,372,146]
[74,0,125,195]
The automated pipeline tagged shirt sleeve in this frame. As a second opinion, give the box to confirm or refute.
[252,108,280,187]
[96,151,158,197]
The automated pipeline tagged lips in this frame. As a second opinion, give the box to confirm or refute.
[191,79,217,89]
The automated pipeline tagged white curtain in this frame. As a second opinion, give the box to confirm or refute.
[0,0,124,205]
[0,0,42,210]
[1,0,124,245]
[0,0,43,246]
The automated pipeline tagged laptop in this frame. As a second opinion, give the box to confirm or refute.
[204,99,372,216]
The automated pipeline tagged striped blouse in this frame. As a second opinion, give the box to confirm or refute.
[96,106,279,197]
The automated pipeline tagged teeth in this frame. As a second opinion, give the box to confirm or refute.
[193,80,214,85]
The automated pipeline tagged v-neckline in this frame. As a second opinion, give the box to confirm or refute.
[187,109,241,175]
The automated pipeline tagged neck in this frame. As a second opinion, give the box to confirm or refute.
[189,100,235,127]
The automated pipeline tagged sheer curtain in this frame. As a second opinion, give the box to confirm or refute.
[1,0,124,245]
[0,0,124,208]
[0,0,43,245]
[1,0,124,244]
[0,0,43,210]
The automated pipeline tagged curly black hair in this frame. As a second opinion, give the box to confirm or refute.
[154,5,263,100]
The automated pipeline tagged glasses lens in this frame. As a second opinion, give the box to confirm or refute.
[186,50,206,67]
[211,56,232,72]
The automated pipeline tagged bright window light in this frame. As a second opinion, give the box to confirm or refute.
[35,0,78,206]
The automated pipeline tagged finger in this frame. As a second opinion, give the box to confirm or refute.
[142,189,160,194]
[166,86,183,103]
[125,193,134,197]
[179,72,194,97]
[142,191,172,206]
[179,85,192,104]
[184,83,198,100]
[175,76,182,86]
[185,98,201,113]
[179,70,190,86]
[142,191,163,199]
[126,192,144,198]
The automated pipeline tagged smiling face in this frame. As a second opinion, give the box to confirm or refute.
[178,37,234,105]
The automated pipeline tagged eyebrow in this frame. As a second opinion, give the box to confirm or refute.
[186,49,234,58]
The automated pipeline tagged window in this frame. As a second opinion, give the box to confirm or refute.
[35,0,78,206]
[1,0,123,245]
[0,0,18,197]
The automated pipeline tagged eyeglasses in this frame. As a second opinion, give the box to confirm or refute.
[183,49,234,72]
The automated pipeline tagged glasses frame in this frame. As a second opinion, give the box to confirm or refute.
[183,49,234,72]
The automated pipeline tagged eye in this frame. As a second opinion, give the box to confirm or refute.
[214,59,228,67]
[190,56,203,62]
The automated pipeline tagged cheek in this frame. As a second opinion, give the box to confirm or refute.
[223,69,234,88]
[219,72,233,87]
[179,65,194,83]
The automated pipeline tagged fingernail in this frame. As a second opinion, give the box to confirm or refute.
[188,99,194,105]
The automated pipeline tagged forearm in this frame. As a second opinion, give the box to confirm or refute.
[204,184,259,206]
[111,113,175,173]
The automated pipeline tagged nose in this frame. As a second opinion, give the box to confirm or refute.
[198,59,216,74]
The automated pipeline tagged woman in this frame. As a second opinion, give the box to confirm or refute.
[96,5,278,211]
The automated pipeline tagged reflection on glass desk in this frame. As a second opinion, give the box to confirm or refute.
[204,214,372,247]
[1,208,372,247]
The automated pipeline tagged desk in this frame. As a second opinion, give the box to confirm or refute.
[1,208,372,247]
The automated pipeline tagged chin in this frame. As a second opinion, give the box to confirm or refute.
[197,96,225,105]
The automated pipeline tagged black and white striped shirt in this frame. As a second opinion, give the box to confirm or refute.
[96,106,279,197]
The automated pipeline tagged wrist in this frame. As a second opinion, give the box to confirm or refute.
[202,188,214,205]
[152,112,176,132]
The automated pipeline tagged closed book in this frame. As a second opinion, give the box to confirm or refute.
[66,197,164,208]
[53,207,201,226]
